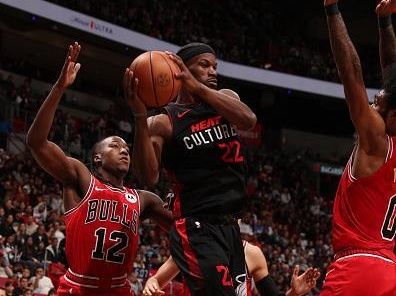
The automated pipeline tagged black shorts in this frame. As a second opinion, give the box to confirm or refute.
[170,217,246,296]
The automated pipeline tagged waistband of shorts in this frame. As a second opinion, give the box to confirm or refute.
[334,249,395,263]
[64,268,128,289]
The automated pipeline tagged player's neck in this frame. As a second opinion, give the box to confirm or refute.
[96,168,124,189]
[177,89,197,105]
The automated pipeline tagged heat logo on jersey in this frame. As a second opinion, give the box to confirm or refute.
[235,273,251,296]
[84,199,139,235]
[183,115,238,150]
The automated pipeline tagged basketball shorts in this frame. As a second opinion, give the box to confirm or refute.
[320,251,396,296]
[170,217,246,296]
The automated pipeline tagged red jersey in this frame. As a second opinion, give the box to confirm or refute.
[332,136,396,259]
[62,175,140,288]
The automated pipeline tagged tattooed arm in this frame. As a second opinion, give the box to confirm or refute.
[325,0,387,157]
[376,0,396,75]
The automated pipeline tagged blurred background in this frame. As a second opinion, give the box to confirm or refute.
[0,0,386,295]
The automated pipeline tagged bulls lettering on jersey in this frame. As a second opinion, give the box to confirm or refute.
[63,175,141,280]
[332,136,396,259]
[163,102,247,218]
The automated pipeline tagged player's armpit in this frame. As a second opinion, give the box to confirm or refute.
[352,106,387,157]
[138,190,174,231]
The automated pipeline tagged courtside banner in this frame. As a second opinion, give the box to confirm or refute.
[0,0,379,100]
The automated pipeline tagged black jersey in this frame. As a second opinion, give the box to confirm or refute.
[163,102,247,218]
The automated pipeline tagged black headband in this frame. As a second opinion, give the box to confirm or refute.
[176,42,215,63]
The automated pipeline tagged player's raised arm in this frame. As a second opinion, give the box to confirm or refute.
[325,0,386,154]
[124,68,168,186]
[376,0,396,75]
[244,243,279,296]
[166,52,257,131]
[26,42,89,185]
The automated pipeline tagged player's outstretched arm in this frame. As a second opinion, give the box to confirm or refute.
[26,42,89,185]
[139,190,174,231]
[376,0,396,75]
[245,243,279,296]
[124,68,167,186]
[286,265,321,296]
[143,256,180,296]
[325,0,386,154]
[166,52,257,131]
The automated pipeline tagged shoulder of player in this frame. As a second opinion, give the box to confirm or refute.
[245,242,263,257]
[147,114,171,138]
[245,243,268,271]
[219,88,240,101]
[136,189,163,209]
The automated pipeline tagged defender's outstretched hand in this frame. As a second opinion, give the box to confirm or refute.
[142,277,165,296]
[123,66,147,117]
[290,265,321,295]
[376,0,396,17]
[56,42,81,89]
[324,0,338,6]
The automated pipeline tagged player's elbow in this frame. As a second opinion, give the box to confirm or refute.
[238,112,257,131]
[26,130,41,150]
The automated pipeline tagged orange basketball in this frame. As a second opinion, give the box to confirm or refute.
[130,51,181,108]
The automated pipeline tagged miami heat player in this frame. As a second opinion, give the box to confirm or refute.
[126,42,257,295]
[322,1,396,295]
[26,42,173,296]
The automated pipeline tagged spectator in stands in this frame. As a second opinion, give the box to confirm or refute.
[0,251,12,279]
[13,277,30,296]
[22,288,33,296]
[32,226,48,247]
[30,267,53,295]
[25,216,38,236]
[50,222,64,242]
[0,215,15,237]
[19,236,39,272]
[4,281,13,296]
[32,202,47,224]
[4,235,18,265]
[0,288,4,296]
[44,237,59,264]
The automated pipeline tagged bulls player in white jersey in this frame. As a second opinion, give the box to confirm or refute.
[26,42,173,296]
[142,240,320,296]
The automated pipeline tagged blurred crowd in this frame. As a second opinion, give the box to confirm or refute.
[46,0,381,88]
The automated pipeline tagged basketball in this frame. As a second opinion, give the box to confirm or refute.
[130,51,181,108]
